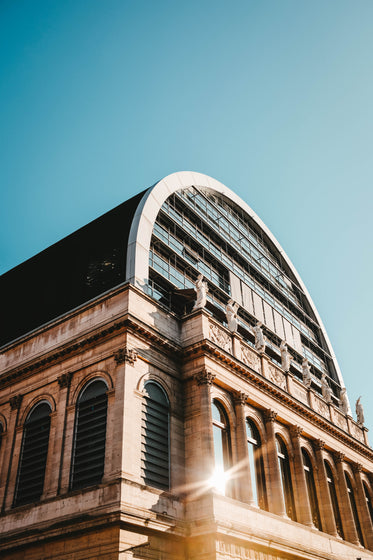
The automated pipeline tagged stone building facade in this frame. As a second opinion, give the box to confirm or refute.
[0,171,372,559]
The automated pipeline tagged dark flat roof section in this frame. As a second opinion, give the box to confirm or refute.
[0,190,145,347]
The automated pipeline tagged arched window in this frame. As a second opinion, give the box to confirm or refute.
[276,435,296,520]
[325,461,344,538]
[141,381,170,490]
[345,472,364,545]
[302,449,321,528]
[363,481,373,524]
[0,422,3,451]
[70,380,108,490]
[211,400,232,495]
[14,402,51,506]
[246,419,267,509]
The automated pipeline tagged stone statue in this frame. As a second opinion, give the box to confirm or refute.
[225,299,239,333]
[301,358,312,388]
[321,373,332,403]
[356,396,365,425]
[339,388,349,415]
[192,274,208,310]
[280,340,291,372]
[252,322,265,353]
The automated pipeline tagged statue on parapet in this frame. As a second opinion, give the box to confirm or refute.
[192,274,208,311]
[301,358,312,388]
[356,396,365,425]
[339,387,349,415]
[280,340,291,372]
[252,322,266,353]
[321,373,332,403]
[226,299,239,333]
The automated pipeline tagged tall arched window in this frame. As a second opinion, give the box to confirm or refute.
[70,380,108,490]
[302,449,321,528]
[246,419,267,509]
[345,472,364,545]
[211,400,232,495]
[14,402,51,506]
[276,435,296,520]
[363,481,373,524]
[141,381,170,490]
[325,461,344,538]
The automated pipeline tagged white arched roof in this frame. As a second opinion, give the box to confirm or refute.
[126,171,345,390]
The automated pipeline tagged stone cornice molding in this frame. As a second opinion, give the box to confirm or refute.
[183,339,373,461]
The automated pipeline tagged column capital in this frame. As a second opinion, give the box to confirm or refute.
[352,462,363,474]
[9,395,23,411]
[313,439,325,451]
[114,347,138,365]
[194,368,216,386]
[233,391,248,406]
[263,409,277,424]
[333,451,345,464]
[57,372,73,389]
[290,425,303,439]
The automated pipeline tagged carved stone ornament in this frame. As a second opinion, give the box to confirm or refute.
[57,372,73,389]
[290,425,303,439]
[194,369,216,386]
[267,363,287,391]
[333,451,345,464]
[321,373,333,404]
[352,462,363,473]
[10,395,23,411]
[209,321,232,353]
[312,395,330,418]
[313,439,325,451]
[264,409,277,423]
[233,391,248,406]
[225,299,239,333]
[240,344,260,372]
[192,274,208,310]
[356,396,365,425]
[114,347,138,365]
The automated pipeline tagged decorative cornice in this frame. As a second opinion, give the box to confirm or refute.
[233,391,248,406]
[114,347,138,365]
[183,339,373,461]
[193,369,216,386]
[264,409,277,424]
[57,372,73,389]
[9,395,23,411]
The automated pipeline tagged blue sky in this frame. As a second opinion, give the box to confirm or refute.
[1,1,372,431]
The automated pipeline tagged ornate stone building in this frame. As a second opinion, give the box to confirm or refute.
[0,171,372,559]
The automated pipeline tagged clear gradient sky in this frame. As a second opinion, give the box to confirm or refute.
[1,1,372,431]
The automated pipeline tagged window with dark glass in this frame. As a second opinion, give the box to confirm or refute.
[141,381,170,490]
[325,461,344,538]
[276,435,296,520]
[302,449,321,528]
[364,481,373,524]
[14,402,51,506]
[212,400,232,495]
[70,380,108,490]
[345,472,364,545]
[246,419,267,509]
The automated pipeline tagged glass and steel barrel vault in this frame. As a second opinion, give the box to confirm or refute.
[127,171,347,402]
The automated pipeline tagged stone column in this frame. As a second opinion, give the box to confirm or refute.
[0,395,23,511]
[263,409,286,517]
[233,391,254,505]
[333,452,359,545]
[184,368,215,492]
[290,426,313,527]
[352,463,373,550]
[44,372,73,498]
[313,440,338,537]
